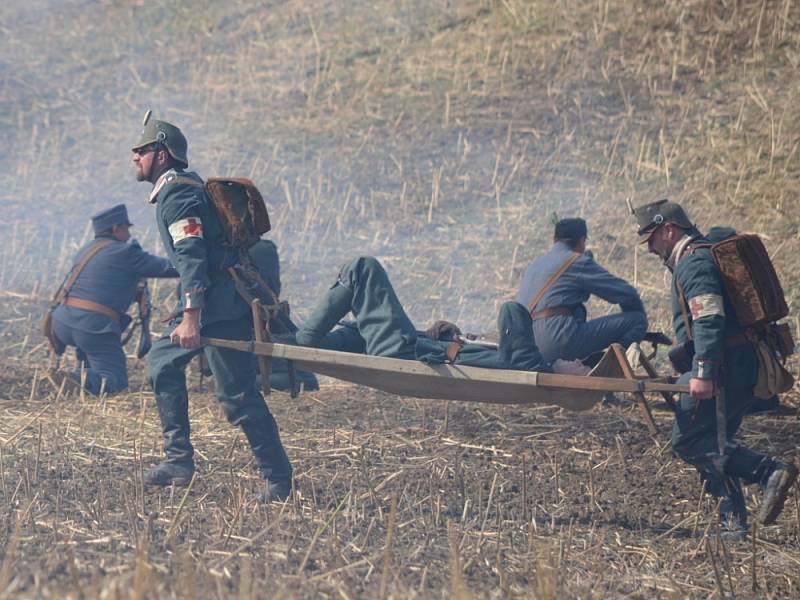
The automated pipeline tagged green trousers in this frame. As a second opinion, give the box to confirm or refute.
[148,316,292,484]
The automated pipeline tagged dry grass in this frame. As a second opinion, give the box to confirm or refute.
[1,0,799,596]
[0,359,797,597]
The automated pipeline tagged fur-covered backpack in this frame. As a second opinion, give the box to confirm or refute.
[172,176,271,248]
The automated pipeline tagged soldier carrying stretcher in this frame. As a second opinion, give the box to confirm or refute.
[132,113,293,502]
[633,198,797,534]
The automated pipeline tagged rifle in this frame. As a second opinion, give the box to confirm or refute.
[121,279,153,358]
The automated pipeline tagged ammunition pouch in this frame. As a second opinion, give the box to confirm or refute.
[752,322,795,399]
[770,322,795,359]
[668,340,695,374]
[753,340,795,399]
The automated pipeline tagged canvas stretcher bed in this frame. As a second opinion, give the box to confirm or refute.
[202,337,687,432]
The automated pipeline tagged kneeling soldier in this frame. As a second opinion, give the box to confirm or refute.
[51,204,177,394]
[634,198,797,531]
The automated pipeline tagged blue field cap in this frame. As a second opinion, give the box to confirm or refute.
[554,217,587,240]
[92,204,132,235]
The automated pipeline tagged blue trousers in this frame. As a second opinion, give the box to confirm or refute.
[298,257,551,372]
[51,318,127,395]
[533,311,647,362]
[671,344,775,518]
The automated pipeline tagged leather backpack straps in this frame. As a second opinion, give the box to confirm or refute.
[675,279,693,341]
[526,252,581,314]
[674,242,703,342]
[53,239,115,305]
[172,175,204,188]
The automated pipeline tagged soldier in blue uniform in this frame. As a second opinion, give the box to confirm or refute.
[133,113,293,501]
[248,239,319,392]
[634,198,797,529]
[51,204,177,395]
[286,256,589,375]
[516,218,647,362]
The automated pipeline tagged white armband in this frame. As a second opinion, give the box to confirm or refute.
[168,218,204,244]
[688,294,725,320]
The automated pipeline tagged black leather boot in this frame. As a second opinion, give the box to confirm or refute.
[719,477,748,537]
[759,462,798,525]
[146,392,195,486]
[240,413,293,496]
[144,461,195,487]
[497,302,548,371]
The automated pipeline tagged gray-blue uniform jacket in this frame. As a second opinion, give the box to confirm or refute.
[54,237,177,335]
[516,241,647,361]
[149,168,248,325]
[670,233,750,381]
[51,236,177,394]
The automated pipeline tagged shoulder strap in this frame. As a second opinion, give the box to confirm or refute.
[675,279,693,341]
[172,175,205,189]
[527,252,581,314]
[675,241,715,342]
[53,239,115,305]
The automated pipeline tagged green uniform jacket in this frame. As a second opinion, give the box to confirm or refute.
[151,168,248,326]
[671,234,753,383]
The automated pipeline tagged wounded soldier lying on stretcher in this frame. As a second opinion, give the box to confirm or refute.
[275,256,589,376]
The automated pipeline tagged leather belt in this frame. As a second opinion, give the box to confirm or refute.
[64,297,121,324]
[725,333,751,348]
[530,306,572,321]
[446,341,463,363]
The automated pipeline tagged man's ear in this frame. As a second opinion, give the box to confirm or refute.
[158,148,170,166]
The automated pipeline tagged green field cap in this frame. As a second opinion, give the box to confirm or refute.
[633,199,692,243]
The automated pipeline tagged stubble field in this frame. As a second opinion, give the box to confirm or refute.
[1,0,799,597]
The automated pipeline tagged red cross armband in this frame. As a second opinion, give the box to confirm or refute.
[688,294,725,320]
[168,217,204,245]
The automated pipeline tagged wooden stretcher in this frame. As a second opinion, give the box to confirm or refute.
[202,336,687,435]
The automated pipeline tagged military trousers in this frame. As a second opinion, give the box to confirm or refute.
[534,310,647,362]
[298,257,551,372]
[51,316,128,395]
[297,256,418,358]
[148,316,292,484]
[671,344,775,501]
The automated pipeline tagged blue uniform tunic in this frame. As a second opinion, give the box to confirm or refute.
[516,242,647,361]
[150,169,247,325]
[52,237,177,394]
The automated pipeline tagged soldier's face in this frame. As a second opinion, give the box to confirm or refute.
[112,224,131,242]
[132,145,156,181]
[647,224,674,260]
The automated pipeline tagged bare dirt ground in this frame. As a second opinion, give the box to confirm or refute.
[2,0,800,597]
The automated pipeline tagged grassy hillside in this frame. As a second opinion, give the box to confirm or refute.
[2,0,798,330]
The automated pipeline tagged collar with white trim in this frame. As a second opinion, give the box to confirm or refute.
[666,234,694,271]
[148,168,178,204]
